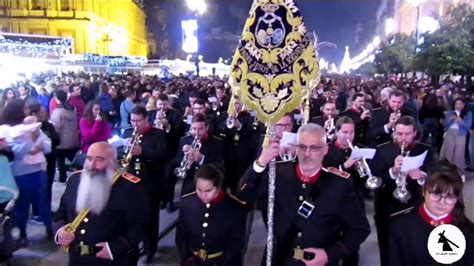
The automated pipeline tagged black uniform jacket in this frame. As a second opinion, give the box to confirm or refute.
[148,108,185,157]
[55,172,148,266]
[370,141,434,215]
[175,191,246,266]
[174,135,224,195]
[237,160,370,266]
[342,107,369,144]
[389,205,474,266]
[120,127,167,195]
[367,106,416,147]
[323,141,365,181]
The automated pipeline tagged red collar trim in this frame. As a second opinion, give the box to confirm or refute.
[141,124,152,135]
[295,164,321,184]
[418,204,453,227]
[334,140,349,150]
[200,133,209,142]
[351,107,361,113]
[209,190,225,204]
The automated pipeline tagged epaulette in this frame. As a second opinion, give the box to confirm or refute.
[181,191,197,199]
[122,172,141,183]
[228,194,246,206]
[212,135,223,141]
[324,167,350,179]
[377,141,392,148]
[390,206,414,217]
[179,134,193,141]
[70,170,83,176]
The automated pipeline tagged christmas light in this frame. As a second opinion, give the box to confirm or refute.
[0,34,72,59]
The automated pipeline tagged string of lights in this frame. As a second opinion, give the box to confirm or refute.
[0,35,72,58]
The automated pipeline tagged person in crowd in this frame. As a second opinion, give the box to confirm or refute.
[119,89,136,131]
[1,88,17,108]
[1,99,53,245]
[440,98,472,172]
[79,100,112,154]
[419,93,445,149]
[68,84,86,122]
[27,103,60,221]
[97,84,115,124]
[50,90,79,183]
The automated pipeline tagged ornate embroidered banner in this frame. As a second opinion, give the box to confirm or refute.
[230,0,320,125]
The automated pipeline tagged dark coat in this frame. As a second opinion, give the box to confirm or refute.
[55,172,148,266]
[174,135,224,195]
[389,206,474,266]
[237,160,370,266]
[120,127,167,197]
[175,192,246,266]
[367,106,416,147]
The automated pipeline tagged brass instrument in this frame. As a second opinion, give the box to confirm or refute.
[361,105,371,119]
[121,127,143,169]
[155,107,166,130]
[174,135,202,179]
[346,140,382,189]
[226,105,243,129]
[325,115,336,142]
[393,143,411,202]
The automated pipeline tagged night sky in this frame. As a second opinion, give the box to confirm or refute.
[145,0,381,64]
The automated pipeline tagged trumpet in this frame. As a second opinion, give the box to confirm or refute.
[361,105,371,119]
[325,115,336,142]
[226,105,242,129]
[174,135,202,179]
[393,143,411,202]
[121,127,143,169]
[155,107,166,130]
[346,140,382,189]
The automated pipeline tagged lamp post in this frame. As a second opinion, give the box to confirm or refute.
[408,0,424,46]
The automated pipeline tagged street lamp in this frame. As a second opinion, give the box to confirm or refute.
[186,0,207,15]
[407,0,424,44]
[385,18,396,36]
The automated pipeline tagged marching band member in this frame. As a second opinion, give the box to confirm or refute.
[367,89,416,147]
[370,116,434,266]
[389,160,474,266]
[120,105,167,263]
[176,164,246,266]
[55,142,147,266]
[216,96,254,192]
[323,116,365,266]
[174,113,224,196]
[311,101,338,143]
[237,123,369,266]
[343,93,371,145]
[154,94,186,212]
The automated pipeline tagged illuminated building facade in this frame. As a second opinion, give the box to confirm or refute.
[0,0,148,57]
[377,0,473,40]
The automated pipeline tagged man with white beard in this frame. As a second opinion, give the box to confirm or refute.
[54,142,147,266]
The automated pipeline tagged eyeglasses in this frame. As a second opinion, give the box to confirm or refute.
[296,144,325,153]
[275,123,292,129]
[428,192,458,205]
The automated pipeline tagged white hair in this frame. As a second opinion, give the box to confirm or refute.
[297,123,326,144]
[76,166,115,215]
